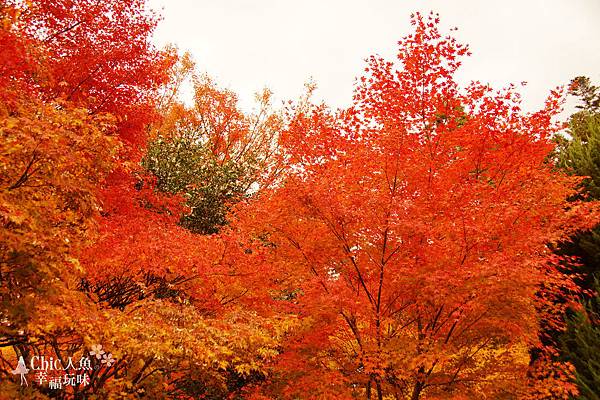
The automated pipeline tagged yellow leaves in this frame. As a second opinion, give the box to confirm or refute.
[0,93,127,395]
[3,116,18,130]
[5,206,26,225]
[65,256,84,273]
[1,95,118,254]
[234,363,256,377]
[257,346,279,359]
[66,297,293,392]
[0,4,22,30]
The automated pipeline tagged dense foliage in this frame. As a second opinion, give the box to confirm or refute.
[554,76,600,399]
[1,2,598,399]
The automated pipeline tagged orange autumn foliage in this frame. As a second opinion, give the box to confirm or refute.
[235,13,598,400]
[2,2,598,399]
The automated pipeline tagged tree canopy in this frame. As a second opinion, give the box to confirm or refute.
[1,3,598,399]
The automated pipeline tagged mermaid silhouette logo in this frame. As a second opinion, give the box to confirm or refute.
[12,356,29,386]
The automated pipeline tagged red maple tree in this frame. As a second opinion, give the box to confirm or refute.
[236,12,598,399]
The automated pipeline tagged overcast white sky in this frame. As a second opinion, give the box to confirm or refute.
[148,0,600,116]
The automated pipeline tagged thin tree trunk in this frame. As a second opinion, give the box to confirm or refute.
[410,381,424,400]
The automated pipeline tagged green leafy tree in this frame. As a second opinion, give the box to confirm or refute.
[143,75,281,234]
[556,78,600,285]
[143,132,252,234]
[560,279,600,400]
[555,77,600,399]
